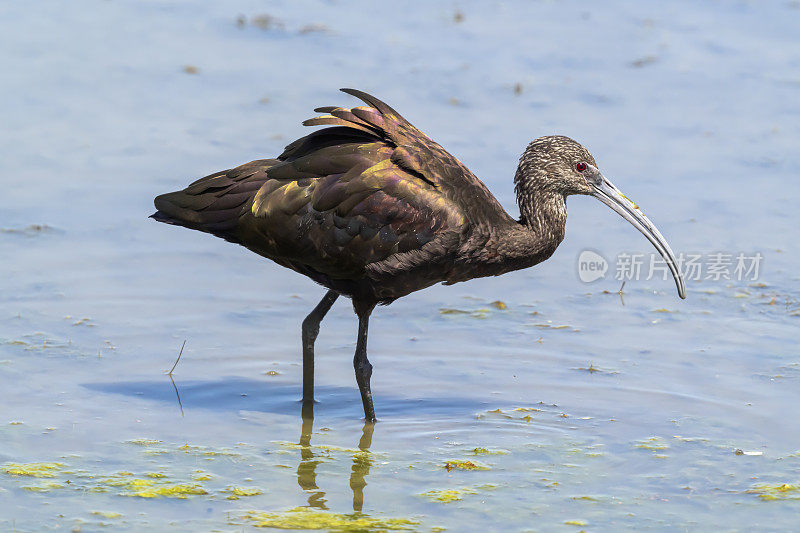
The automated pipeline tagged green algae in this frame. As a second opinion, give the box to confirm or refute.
[2,459,209,499]
[439,308,470,315]
[176,443,240,456]
[634,436,669,452]
[223,486,263,499]
[241,507,418,530]
[470,447,508,456]
[565,519,588,526]
[530,321,576,330]
[91,511,123,519]
[422,483,497,503]
[126,438,162,446]
[747,483,800,501]
[422,487,477,503]
[439,307,491,319]
[479,405,576,425]
[444,460,490,471]
[21,481,65,492]
[571,495,600,502]
[2,462,64,477]
[276,440,379,457]
[135,442,241,457]
[119,479,207,499]
[567,444,605,459]
[101,474,208,499]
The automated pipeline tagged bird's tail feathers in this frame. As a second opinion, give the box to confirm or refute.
[151,159,276,239]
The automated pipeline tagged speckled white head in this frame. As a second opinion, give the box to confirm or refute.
[515,135,686,299]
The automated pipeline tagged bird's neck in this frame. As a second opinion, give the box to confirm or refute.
[446,187,567,283]
[518,188,567,241]
[498,188,567,267]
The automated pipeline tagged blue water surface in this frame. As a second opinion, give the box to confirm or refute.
[1,1,799,531]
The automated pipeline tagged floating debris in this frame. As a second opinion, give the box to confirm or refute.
[573,363,618,375]
[630,55,658,68]
[182,65,199,74]
[250,14,285,31]
[531,322,574,330]
[0,224,55,236]
[299,23,329,34]
[734,449,763,456]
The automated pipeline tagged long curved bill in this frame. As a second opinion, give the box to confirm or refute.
[591,174,686,299]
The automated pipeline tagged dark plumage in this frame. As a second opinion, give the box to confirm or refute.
[152,88,685,421]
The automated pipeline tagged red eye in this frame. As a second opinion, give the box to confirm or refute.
[576,162,587,172]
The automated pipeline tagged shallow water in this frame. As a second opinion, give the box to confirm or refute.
[2,1,800,531]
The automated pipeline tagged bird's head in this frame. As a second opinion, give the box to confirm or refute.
[515,135,686,299]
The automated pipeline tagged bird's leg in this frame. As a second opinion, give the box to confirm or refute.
[353,300,377,422]
[301,290,339,403]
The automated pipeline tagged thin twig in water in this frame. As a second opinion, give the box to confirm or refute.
[169,374,185,417]
[618,281,626,306]
[166,340,186,375]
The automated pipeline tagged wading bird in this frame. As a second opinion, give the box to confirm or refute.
[152,89,685,421]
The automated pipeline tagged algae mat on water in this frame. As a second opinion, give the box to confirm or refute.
[239,507,419,530]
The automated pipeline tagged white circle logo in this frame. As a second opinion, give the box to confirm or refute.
[577,250,608,283]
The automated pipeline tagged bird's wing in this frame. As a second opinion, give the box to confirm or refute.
[302,89,512,227]
[238,122,467,281]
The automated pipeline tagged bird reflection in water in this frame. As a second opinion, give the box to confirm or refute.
[298,402,375,512]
